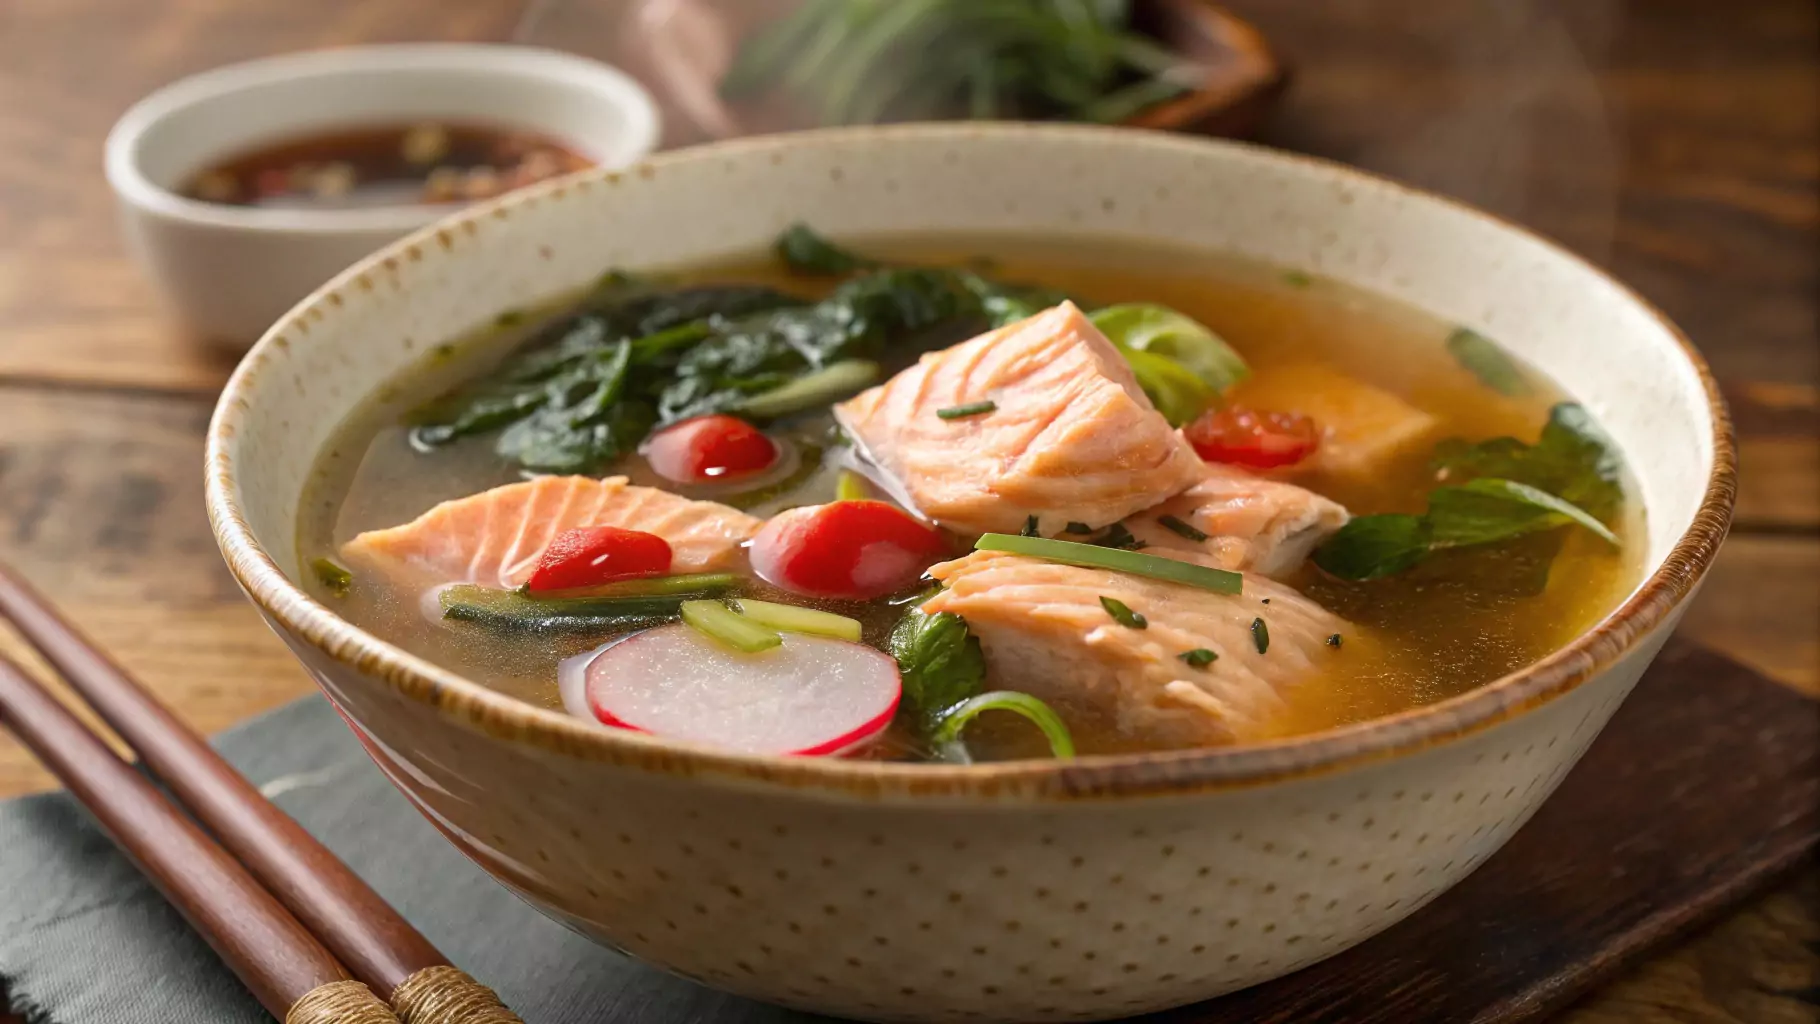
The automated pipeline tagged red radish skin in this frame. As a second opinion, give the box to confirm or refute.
[1186,405,1322,470]
[643,414,780,483]
[749,501,949,601]
[565,624,901,757]
[524,526,673,592]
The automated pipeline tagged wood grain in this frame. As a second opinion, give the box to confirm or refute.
[0,1,1813,1022]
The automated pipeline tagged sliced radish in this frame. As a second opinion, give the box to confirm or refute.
[564,624,901,756]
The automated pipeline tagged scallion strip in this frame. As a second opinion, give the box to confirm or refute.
[738,360,880,420]
[732,599,863,642]
[937,400,996,420]
[975,534,1242,594]
[933,691,1076,759]
[681,600,783,653]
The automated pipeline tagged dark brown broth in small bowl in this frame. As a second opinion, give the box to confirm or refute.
[179,121,593,211]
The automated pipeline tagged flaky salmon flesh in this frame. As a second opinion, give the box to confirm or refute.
[1126,463,1349,577]
[924,551,1355,747]
[340,475,761,590]
[835,302,1204,537]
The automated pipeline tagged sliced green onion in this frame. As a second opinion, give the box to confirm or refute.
[933,691,1075,759]
[1251,617,1270,654]
[835,470,872,502]
[1282,270,1314,288]
[1099,596,1148,629]
[1157,515,1209,543]
[520,572,738,600]
[732,599,863,642]
[937,400,996,420]
[738,360,880,420]
[310,557,353,598]
[1093,522,1146,550]
[976,534,1242,595]
[681,600,783,653]
[1326,633,1343,648]
[1179,648,1218,668]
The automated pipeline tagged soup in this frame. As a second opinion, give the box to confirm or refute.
[179,121,592,210]
[297,228,1643,763]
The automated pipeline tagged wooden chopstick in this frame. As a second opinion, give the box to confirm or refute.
[0,653,397,1023]
[0,565,521,1024]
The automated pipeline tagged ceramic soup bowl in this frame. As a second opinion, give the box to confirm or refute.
[206,124,1733,1023]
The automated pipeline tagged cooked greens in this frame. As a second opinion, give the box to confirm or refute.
[720,0,1191,127]
[1089,303,1249,419]
[1446,327,1531,397]
[310,557,353,599]
[889,604,987,721]
[1314,403,1624,581]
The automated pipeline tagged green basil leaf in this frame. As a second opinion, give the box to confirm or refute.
[888,605,987,721]
[1312,514,1432,581]
[1430,478,1618,547]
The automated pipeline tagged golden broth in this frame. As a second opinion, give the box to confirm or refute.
[297,234,1645,758]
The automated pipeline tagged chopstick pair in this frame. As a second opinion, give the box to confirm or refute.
[0,564,524,1024]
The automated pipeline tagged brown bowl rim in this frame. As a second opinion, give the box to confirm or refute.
[205,123,1736,802]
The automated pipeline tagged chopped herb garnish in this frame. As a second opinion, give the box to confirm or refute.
[975,534,1243,594]
[1157,514,1210,543]
[1283,269,1314,288]
[890,606,986,721]
[1099,596,1148,629]
[1326,633,1343,648]
[494,309,526,328]
[1179,648,1218,668]
[1020,514,1041,537]
[937,400,997,420]
[310,557,353,598]
[1446,327,1531,397]
[1251,617,1270,654]
[1093,522,1146,550]
[1064,522,1094,535]
[1260,598,1271,605]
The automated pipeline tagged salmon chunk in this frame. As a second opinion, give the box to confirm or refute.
[924,552,1351,747]
[1127,463,1349,577]
[835,302,1204,536]
[1232,363,1439,479]
[341,475,761,590]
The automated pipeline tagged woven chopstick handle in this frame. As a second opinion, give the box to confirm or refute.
[286,979,400,1024]
[392,965,524,1024]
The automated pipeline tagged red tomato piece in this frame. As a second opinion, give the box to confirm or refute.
[643,415,779,484]
[1185,405,1322,469]
[749,501,950,601]
[524,526,673,592]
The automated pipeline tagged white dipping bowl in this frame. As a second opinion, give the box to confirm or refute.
[105,44,660,348]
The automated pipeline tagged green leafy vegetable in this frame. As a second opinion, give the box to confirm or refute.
[933,691,1076,760]
[310,557,353,598]
[1157,514,1209,543]
[775,222,877,275]
[1312,514,1432,581]
[1090,304,1249,394]
[1179,648,1217,668]
[888,605,987,720]
[1446,327,1531,397]
[976,534,1243,594]
[1427,479,1618,548]
[736,360,880,420]
[1251,617,1269,654]
[1118,347,1215,426]
[1099,596,1148,629]
[721,0,1189,128]
[1432,402,1624,519]
[938,400,997,420]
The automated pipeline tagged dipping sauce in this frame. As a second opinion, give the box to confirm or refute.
[178,121,593,210]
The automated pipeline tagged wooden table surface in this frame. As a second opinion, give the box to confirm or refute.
[0,0,1813,1021]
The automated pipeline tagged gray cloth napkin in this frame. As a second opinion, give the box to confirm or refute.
[0,697,838,1024]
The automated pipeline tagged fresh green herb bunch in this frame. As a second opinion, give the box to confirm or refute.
[720,0,1192,126]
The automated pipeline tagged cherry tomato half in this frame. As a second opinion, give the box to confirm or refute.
[749,501,950,601]
[524,526,673,592]
[1184,405,1322,470]
[643,415,779,484]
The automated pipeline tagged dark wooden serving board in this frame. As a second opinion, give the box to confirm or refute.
[1144,638,1819,1023]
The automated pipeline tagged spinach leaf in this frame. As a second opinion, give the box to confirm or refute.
[1313,514,1431,581]
[775,222,876,275]
[959,273,1075,327]
[1446,327,1531,397]
[889,604,987,721]
[1432,402,1623,520]
[1428,478,1618,548]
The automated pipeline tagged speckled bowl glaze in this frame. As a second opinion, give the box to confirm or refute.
[206,125,1733,1023]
